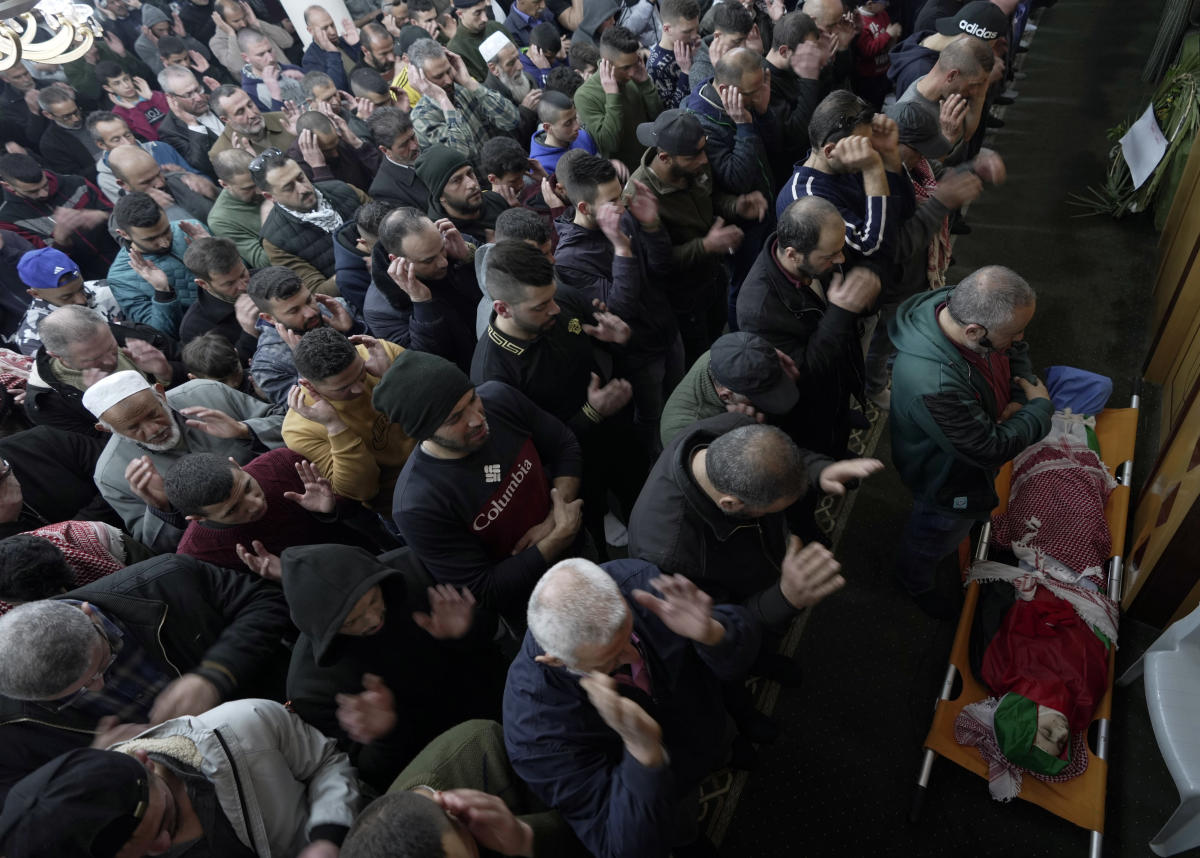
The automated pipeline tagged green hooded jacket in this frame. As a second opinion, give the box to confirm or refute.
[888,287,1053,519]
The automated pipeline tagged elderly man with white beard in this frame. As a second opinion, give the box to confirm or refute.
[480,32,544,144]
[83,370,285,552]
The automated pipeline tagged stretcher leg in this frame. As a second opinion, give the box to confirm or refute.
[911,661,961,822]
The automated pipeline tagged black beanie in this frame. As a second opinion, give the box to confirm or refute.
[372,350,474,440]
[414,144,471,200]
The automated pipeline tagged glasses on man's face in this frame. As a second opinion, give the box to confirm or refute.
[248,147,283,175]
[54,622,117,711]
[176,86,206,100]
[821,103,875,147]
[53,107,82,120]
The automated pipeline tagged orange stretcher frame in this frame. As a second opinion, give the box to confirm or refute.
[911,400,1140,858]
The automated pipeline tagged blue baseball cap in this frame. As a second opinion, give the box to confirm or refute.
[17,247,81,290]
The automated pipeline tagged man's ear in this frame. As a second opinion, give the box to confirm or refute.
[186,372,197,379]
[94,421,111,433]
[534,654,565,667]
[486,172,500,187]
[717,495,745,514]
[258,311,276,324]
[152,382,166,395]
[821,141,838,160]
[194,277,208,290]
[25,288,37,299]
[493,299,512,318]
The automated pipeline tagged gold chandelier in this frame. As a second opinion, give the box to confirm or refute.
[0,0,98,71]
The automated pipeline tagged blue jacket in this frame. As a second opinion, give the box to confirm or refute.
[503,558,760,858]
[301,40,362,91]
[241,62,307,111]
[251,299,364,406]
[107,223,200,339]
[528,127,597,174]
[518,51,564,88]
[887,30,940,97]
[504,6,557,47]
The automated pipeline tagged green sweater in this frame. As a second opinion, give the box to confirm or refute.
[207,189,271,270]
[660,350,724,446]
[573,74,663,172]
[447,21,510,83]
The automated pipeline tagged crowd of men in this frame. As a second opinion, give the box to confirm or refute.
[0,0,1055,853]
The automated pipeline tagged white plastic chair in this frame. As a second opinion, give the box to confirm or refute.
[1119,602,1200,856]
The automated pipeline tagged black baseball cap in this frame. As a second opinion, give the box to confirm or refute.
[935,1,1007,41]
[636,109,706,156]
[709,332,799,414]
[0,748,150,858]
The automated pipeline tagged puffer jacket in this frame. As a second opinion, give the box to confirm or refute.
[107,221,201,339]
[112,698,360,856]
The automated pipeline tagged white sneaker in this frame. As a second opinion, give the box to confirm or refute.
[604,512,629,547]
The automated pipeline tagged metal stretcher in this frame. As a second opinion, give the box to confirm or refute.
[909,392,1141,858]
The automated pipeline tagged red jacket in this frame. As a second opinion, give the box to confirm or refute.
[0,171,117,279]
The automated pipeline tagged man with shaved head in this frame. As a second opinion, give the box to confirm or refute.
[504,556,761,858]
[209,0,295,78]
[107,143,216,224]
[285,110,381,190]
[239,27,308,111]
[84,369,284,551]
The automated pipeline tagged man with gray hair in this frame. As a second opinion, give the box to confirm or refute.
[888,265,1052,617]
[0,552,291,798]
[503,556,761,858]
[157,65,226,177]
[24,304,184,437]
[84,369,284,551]
[407,37,521,161]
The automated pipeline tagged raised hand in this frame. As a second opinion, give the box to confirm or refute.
[585,372,632,417]
[412,584,477,639]
[675,38,693,74]
[444,49,474,88]
[122,338,170,381]
[528,43,551,69]
[104,28,128,56]
[212,9,233,34]
[595,201,630,255]
[287,383,348,433]
[341,16,360,45]
[297,128,326,168]
[775,348,801,382]
[791,38,824,79]
[347,333,392,377]
[314,293,354,332]
[931,169,983,209]
[718,83,750,123]
[626,179,659,226]
[148,673,221,723]
[274,321,303,352]
[229,131,254,153]
[521,88,543,110]
[971,148,1007,185]
[335,674,396,743]
[187,49,210,72]
[494,182,520,207]
[832,135,883,173]
[541,175,566,209]
[582,312,631,344]
[179,220,210,243]
[235,293,261,336]
[280,99,302,135]
[124,455,169,510]
[631,53,649,83]
[735,190,768,222]
[387,257,432,303]
[436,218,469,260]
[179,173,218,198]
[235,539,282,580]
[240,0,259,28]
[261,61,283,99]
[632,574,724,645]
[179,405,250,438]
[127,248,171,293]
[436,790,534,858]
[818,457,884,496]
[410,66,452,110]
[580,671,664,766]
[282,458,336,513]
[701,216,744,254]
[599,57,619,94]
[826,267,880,313]
[779,535,844,609]
[938,92,968,143]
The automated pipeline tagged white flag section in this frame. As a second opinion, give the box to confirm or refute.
[1120,104,1169,191]
[279,0,355,49]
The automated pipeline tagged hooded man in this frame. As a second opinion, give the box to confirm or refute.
[415,143,510,244]
[570,0,619,46]
[134,4,210,74]
[282,543,507,792]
